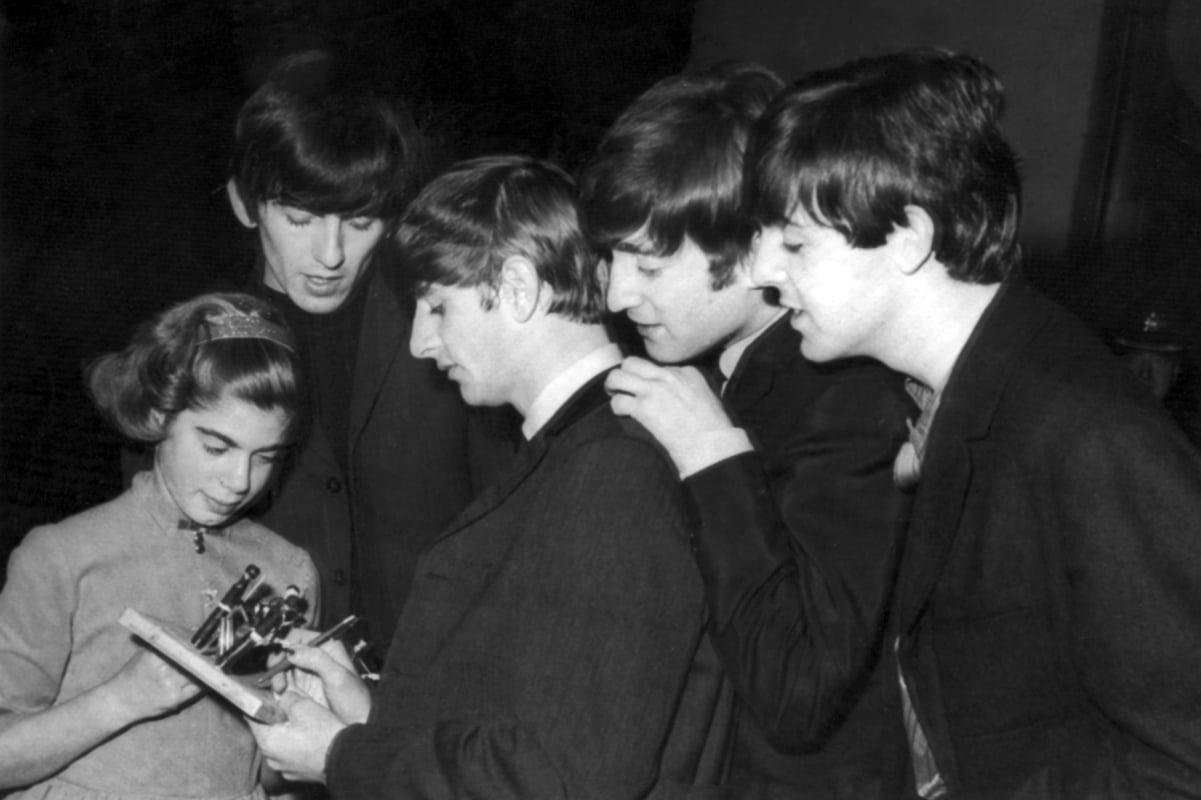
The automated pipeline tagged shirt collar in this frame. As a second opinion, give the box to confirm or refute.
[521,343,624,440]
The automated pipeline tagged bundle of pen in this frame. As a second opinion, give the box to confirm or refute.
[190,564,310,674]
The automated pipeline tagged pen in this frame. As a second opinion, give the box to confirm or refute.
[192,564,260,648]
[254,613,361,687]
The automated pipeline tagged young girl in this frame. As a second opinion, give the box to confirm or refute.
[0,292,319,799]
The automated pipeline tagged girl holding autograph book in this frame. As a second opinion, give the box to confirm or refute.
[0,292,318,799]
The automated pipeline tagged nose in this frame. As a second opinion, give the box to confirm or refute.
[314,216,346,269]
[222,455,252,497]
[747,230,785,290]
[605,252,641,313]
[409,303,438,360]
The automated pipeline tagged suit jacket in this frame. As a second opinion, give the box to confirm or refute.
[325,375,734,799]
[891,279,1201,798]
[685,315,915,798]
[253,267,516,646]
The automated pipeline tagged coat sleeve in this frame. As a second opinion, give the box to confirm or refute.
[325,434,710,799]
[1011,418,1201,799]
[684,373,912,752]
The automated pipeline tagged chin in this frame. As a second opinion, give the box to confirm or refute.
[456,384,486,407]
[295,295,349,315]
[799,339,842,363]
[645,342,692,365]
[187,511,230,529]
[197,498,252,527]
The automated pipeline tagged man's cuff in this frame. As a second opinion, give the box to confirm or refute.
[675,428,754,478]
[323,722,362,791]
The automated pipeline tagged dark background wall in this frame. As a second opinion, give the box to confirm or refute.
[689,0,1201,332]
[4,0,1201,556]
[0,0,695,550]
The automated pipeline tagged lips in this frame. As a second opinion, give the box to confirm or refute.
[203,494,243,517]
[302,275,343,296]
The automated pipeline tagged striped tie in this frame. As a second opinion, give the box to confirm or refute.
[896,637,947,798]
[894,380,940,489]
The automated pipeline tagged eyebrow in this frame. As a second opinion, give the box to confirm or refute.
[612,240,661,256]
[197,426,237,447]
[196,426,286,452]
[415,284,448,302]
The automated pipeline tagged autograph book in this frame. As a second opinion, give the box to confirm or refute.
[119,607,285,724]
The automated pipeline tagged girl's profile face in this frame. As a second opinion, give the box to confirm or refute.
[155,392,290,527]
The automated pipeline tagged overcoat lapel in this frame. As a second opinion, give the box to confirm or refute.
[892,280,1050,632]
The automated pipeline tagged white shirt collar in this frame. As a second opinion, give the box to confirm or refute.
[521,343,624,440]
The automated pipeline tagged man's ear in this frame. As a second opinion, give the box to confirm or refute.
[895,205,937,274]
[147,409,168,439]
[226,178,257,229]
[499,255,542,323]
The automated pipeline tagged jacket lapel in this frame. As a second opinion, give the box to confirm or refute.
[390,438,546,672]
[347,272,407,456]
[892,439,973,631]
[433,431,548,542]
[892,280,1053,631]
[396,374,614,670]
[724,314,798,413]
[432,372,614,542]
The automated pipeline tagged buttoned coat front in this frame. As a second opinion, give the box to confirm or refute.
[325,376,733,799]
[891,279,1201,798]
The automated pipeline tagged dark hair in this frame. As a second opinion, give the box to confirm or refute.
[748,48,1022,284]
[87,293,305,442]
[397,155,605,324]
[579,61,784,289]
[229,49,429,227]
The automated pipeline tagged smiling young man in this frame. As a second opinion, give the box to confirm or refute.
[222,49,515,649]
[251,155,732,798]
[579,64,914,798]
[748,48,1201,797]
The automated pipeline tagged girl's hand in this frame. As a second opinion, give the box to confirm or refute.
[0,641,201,789]
[105,646,202,722]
